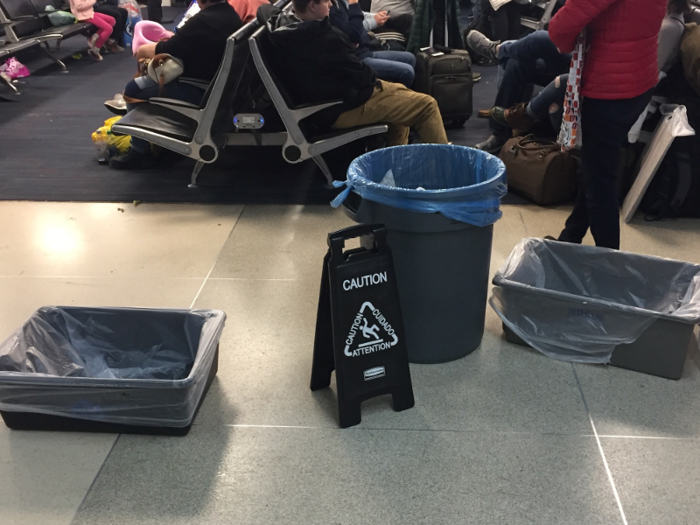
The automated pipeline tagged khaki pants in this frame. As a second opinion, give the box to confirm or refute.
[332,81,449,146]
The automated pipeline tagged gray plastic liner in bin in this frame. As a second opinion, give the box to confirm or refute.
[0,306,226,428]
[490,238,700,364]
[333,144,507,363]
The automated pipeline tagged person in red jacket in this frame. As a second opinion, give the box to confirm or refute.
[548,0,666,249]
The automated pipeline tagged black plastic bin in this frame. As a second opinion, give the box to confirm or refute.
[334,145,506,363]
[0,306,226,435]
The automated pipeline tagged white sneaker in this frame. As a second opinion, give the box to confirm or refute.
[87,34,103,61]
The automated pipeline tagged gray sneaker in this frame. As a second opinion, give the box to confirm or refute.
[466,30,500,63]
[475,134,506,154]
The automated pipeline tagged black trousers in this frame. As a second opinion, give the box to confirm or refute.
[558,89,654,249]
[93,4,127,46]
[147,0,163,23]
[481,0,520,42]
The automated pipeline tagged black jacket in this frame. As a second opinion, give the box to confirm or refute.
[156,2,243,82]
[328,0,372,60]
[267,10,377,128]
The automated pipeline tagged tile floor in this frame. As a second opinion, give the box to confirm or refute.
[0,200,699,525]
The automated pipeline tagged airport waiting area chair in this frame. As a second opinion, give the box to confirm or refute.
[248,23,387,186]
[520,0,559,31]
[0,0,94,72]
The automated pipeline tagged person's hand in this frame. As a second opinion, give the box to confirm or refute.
[374,10,389,26]
[348,0,358,4]
[135,42,157,60]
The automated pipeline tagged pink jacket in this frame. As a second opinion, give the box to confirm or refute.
[69,0,95,21]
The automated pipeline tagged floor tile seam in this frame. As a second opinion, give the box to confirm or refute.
[189,207,246,309]
[68,434,121,525]
[0,275,212,280]
[206,277,300,281]
[225,424,600,437]
[224,424,700,441]
[597,434,700,442]
[572,364,629,525]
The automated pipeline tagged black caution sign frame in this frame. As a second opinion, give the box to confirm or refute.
[311,224,414,428]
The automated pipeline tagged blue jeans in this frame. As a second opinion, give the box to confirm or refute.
[490,31,571,139]
[528,73,568,129]
[558,89,654,249]
[124,75,205,153]
[362,51,416,88]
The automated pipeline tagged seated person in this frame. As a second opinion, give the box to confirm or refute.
[329,0,416,87]
[467,29,571,152]
[93,0,128,52]
[229,0,270,22]
[369,0,414,41]
[109,0,243,170]
[266,0,448,146]
[491,0,691,134]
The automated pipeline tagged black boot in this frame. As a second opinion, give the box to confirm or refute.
[109,148,156,170]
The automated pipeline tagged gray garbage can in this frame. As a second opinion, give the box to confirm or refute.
[333,144,506,363]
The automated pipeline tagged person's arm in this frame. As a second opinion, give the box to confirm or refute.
[135,42,157,60]
[328,0,367,45]
[548,0,618,53]
[657,15,685,73]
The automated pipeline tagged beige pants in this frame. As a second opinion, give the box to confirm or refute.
[332,81,449,146]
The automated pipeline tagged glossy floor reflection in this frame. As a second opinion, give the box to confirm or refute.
[0,201,699,525]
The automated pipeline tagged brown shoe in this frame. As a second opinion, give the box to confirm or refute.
[477,109,491,119]
[491,102,535,131]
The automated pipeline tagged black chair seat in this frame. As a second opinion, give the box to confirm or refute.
[19,22,91,41]
[113,103,198,142]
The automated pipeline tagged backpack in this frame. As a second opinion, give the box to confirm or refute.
[639,134,700,220]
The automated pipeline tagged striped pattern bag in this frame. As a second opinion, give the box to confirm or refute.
[558,31,586,151]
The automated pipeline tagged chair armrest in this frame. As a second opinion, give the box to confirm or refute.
[289,100,343,120]
[6,14,39,21]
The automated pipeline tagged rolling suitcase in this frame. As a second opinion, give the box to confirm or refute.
[414,45,473,128]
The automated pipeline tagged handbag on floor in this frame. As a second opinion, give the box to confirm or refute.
[499,134,578,205]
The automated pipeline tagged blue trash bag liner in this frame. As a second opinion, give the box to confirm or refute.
[331,144,507,227]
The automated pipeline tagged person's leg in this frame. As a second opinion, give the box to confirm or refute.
[498,30,570,74]
[332,81,448,146]
[488,58,553,140]
[147,0,162,23]
[94,5,126,47]
[528,74,567,118]
[489,3,509,42]
[558,90,654,248]
[87,13,116,48]
[505,2,520,41]
[362,53,415,87]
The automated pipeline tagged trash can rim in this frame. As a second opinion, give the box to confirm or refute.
[347,144,506,195]
[492,277,700,324]
[0,307,227,387]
